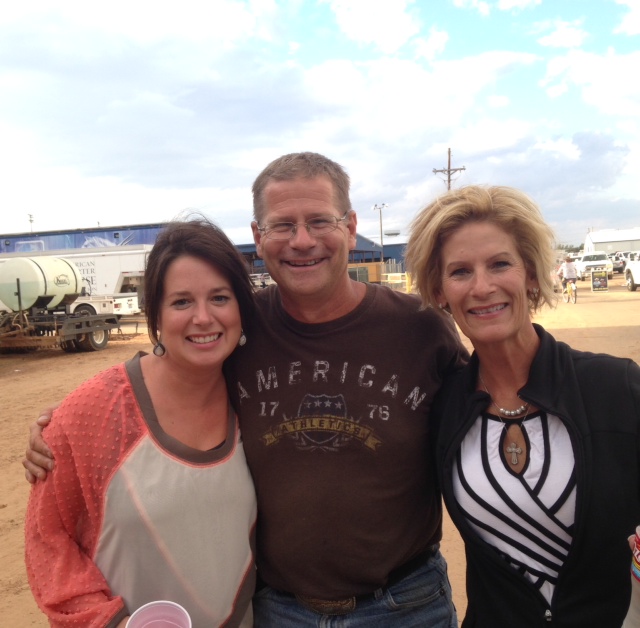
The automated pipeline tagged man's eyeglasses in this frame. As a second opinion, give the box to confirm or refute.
[257,213,351,241]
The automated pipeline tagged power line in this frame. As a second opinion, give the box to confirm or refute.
[433,148,466,190]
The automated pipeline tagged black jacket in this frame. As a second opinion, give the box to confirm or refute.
[435,324,640,627]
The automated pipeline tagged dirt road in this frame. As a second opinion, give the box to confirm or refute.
[1,275,639,625]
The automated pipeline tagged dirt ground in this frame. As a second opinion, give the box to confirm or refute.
[1,275,639,626]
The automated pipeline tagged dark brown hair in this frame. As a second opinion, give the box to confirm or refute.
[144,216,256,345]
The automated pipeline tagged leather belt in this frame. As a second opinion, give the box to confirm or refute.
[295,595,356,615]
[294,544,439,616]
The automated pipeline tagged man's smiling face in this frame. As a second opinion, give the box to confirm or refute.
[251,175,357,307]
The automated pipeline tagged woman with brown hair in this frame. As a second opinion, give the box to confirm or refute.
[25,217,257,627]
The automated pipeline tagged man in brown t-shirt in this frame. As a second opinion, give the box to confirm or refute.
[25,152,466,627]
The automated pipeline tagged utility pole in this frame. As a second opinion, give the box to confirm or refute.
[28,214,34,232]
[433,148,466,190]
[372,203,388,262]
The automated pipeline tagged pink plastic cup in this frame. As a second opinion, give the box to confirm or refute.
[632,526,640,583]
[623,526,640,627]
[127,600,192,628]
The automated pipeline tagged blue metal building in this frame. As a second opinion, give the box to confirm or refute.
[0,224,396,272]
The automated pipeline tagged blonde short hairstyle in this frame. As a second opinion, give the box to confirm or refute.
[405,185,557,314]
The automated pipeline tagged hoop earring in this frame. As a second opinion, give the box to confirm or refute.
[238,331,247,347]
[153,333,166,357]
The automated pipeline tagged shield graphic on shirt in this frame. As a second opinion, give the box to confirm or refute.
[259,393,382,452]
[294,393,349,449]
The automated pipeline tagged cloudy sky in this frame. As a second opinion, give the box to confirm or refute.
[1,0,638,248]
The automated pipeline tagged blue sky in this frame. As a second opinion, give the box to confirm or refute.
[1,0,638,248]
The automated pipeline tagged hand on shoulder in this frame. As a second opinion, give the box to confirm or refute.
[22,405,58,483]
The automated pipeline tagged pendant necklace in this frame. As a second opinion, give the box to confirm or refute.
[478,372,529,466]
[478,373,528,417]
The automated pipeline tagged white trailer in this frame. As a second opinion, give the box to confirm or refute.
[0,257,121,352]
[0,245,151,315]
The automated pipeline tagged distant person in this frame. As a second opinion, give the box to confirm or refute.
[25,218,257,627]
[405,184,640,627]
[26,152,467,627]
[557,255,577,291]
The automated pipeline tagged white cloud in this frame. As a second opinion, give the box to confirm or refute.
[0,0,638,246]
[452,0,491,16]
[0,115,256,236]
[614,0,640,35]
[448,118,533,156]
[537,19,588,48]
[414,27,449,61]
[545,82,568,98]
[428,49,539,108]
[300,50,539,146]
[321,0,421,54]
[542,49,640,117]
[0,0,274,45]
[487,94,510,107]
[533,137,581,160]
[1,161,250,237]
[497,0,541,10]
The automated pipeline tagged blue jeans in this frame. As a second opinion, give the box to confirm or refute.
[253,548,457,627]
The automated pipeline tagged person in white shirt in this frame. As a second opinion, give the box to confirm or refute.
[557,256,577,290]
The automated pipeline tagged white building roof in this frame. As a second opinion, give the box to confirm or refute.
[585,227,640,244]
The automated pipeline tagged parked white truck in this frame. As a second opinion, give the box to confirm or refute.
[0,245,151,315]
[625,253,640,291]
[574,251,614,281]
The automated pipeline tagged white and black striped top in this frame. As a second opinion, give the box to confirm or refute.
[452,411,576,603]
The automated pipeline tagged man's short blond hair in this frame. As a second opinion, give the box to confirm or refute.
[252,152,351,222]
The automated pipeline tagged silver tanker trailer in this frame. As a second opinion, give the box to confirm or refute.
[0,256,120,352]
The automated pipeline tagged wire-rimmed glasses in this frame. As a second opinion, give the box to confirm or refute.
[257,212,351,241]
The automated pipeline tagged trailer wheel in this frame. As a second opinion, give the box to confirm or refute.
[78,329,110,351]
[61,339,81,352]
[75,304,97,316]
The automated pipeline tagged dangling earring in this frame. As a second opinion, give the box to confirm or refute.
[238,330,247,347]
[153,333,166,357]
[153,343,166,357]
